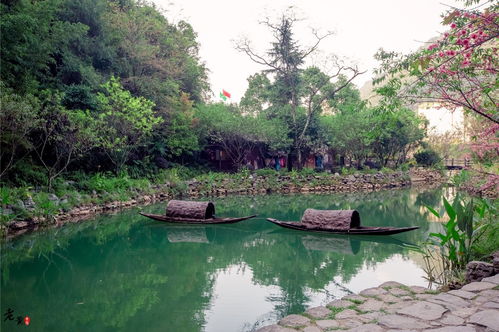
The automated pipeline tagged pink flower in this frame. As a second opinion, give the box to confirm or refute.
[451,23,457,29]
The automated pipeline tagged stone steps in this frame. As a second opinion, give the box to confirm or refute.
[256,276,499,332]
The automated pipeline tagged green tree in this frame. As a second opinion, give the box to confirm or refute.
[196,104,290,170]
[237,15,362,169]
[240,73,272,115]
[32,91,97,189]
[91,77,162,173]
[0,0,88,93]
[369,107,427,167]
[320,110,372,168]
[150,93,201,159]
[0,85,40,179]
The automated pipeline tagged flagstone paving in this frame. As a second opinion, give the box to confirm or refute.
[255,277,499,332]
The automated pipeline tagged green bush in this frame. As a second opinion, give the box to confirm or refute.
[470,199,498,261]
[380,167,394,174]
[398,162,412,171]
[472,221,499,261]
[8,161,48,187]
[33,192,60,220]
[451,170,471,187]
[423,195,498,286]
[414,149,441,166]
[340,167,355,175]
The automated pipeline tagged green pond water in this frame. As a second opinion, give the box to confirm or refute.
[1,187,451,332]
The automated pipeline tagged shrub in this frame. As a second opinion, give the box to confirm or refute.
[380,167,394,174]
[422,195,497,286]
[33,192,60,220]
[340,167,355,175]
[451,170,471,187]
[414,149,441,166]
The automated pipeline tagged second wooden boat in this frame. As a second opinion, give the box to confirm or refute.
[266,209,418,235]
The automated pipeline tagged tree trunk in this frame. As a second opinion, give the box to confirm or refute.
[297,149,303,170]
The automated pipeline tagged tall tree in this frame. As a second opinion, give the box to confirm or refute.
[237,15,363,168]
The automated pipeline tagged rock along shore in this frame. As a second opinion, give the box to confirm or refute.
[4,169,444,237]
[255,274,499,332]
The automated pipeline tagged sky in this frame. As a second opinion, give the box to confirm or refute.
[153,0,465,102]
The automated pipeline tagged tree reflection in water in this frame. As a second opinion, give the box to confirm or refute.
[1,187,448,332]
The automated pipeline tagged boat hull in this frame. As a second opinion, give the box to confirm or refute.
[140,212,256,224]
[266,218,418,235]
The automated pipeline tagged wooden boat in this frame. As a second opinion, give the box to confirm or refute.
[140,212,257,224]
[140,199,256,224]
[266,209,418,235]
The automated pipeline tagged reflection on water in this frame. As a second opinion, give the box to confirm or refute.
[1,187,451,331]
[166,226,210,243]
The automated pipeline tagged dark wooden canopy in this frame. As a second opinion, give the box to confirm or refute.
[301,209,361,230]
[166,200,215,219]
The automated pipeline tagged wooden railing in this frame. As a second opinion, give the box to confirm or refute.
[443,158,472,169]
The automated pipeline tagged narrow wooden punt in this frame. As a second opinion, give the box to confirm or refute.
[140,212,257,224]
[266,218,419,235]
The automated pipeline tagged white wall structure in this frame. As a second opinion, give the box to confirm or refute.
[416,102,466,137]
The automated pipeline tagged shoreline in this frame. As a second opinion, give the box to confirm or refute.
[255,275,499,332]
[2,169,445,238]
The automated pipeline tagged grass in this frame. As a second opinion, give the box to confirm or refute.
[326,306,348,319]
[348,299,364,304]
[398,285,416,295]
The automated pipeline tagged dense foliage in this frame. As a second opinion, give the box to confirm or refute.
[1,0,208,186]
[1,2,430,194]
[236,16,427,170]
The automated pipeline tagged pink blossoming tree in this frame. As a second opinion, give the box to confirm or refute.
[406,1,498,193]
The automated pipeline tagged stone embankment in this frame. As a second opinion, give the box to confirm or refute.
[187,171,413,197]
[409,168,446,186]
[4,169,444,236]
[256,275,499,332]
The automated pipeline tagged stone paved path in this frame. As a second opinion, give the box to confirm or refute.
[256,274,499,332]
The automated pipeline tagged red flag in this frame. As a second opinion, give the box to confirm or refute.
[222,89,231,98]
